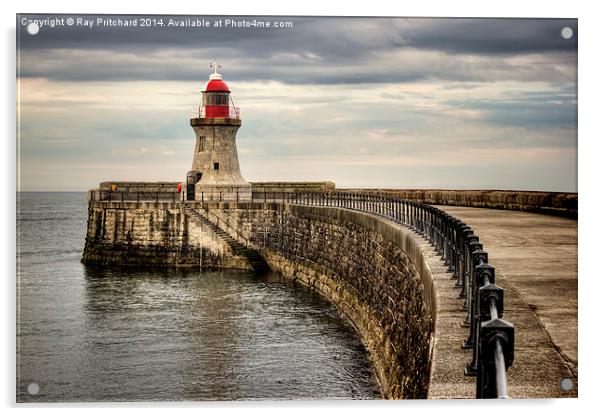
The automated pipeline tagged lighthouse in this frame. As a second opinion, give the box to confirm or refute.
[187,62,251,202]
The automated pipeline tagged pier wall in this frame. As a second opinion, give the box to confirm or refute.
[82,200,437,399]
[82,201,250,269]
[345,189,577,218]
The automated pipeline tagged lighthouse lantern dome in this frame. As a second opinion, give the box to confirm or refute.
[201,61,234,118]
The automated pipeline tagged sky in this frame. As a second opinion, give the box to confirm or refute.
[16,15,578,192]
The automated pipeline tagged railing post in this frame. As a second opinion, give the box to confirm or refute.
[453,223,468,280]
[465,261,495,376]
[456,227,473,294]
[462,236,479,307]
[452,222,464,278]
[477,318,514,398]
[401,198,405,224]
[414,201,419,231]
[447,219,457,273]
[416,201,422,234]
[441,212,450,266]
[428,207,432,237]
[464,249,487,369]
[434,209,442,253]
[423,204,427,233]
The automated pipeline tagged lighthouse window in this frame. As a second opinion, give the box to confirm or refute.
[213,162,220,171]
[203,93,228,106]
[199,136,206,151]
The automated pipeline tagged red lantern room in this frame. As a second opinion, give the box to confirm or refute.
[200,62,239,119]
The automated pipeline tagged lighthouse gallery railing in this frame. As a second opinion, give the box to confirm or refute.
[250,189,515,399]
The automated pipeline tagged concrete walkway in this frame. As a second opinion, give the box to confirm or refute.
[434,205,578,397]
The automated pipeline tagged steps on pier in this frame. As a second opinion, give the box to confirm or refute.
[181,203,270,273]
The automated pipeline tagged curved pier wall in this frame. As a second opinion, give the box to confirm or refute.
[82,201,436,399]
[208,203,435,399]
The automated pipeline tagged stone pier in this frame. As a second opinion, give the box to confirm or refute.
[82,187,578,399]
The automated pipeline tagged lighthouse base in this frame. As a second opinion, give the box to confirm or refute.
[194,183,252,202]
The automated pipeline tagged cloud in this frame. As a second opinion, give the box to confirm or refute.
[17,16,577,86]
[16,15,577,192]
[18,15,577,55]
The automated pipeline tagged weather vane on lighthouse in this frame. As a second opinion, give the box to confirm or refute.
[209,61,222,80]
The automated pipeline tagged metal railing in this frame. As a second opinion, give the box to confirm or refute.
[91,190,183,203]
[251,190,514,399]
[194,105,241,119]
[193,189,245,203]
[183,202,251,247]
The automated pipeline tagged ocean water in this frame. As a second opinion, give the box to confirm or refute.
[16,192,381,402]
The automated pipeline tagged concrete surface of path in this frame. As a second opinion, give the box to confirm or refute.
[434,205,578,397]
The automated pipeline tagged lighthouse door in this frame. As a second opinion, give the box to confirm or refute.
[186,171,202,201]
[186,184,195,201]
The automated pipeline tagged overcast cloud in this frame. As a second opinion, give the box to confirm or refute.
[17,15,577,191]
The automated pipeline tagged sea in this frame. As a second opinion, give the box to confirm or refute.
[16,192,381,402]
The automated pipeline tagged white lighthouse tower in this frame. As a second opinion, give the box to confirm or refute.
[186,63,251,202]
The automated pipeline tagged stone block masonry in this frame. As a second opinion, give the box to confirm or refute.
[209,203,436,399]
[82,200,441,399]
[82,201,251,270]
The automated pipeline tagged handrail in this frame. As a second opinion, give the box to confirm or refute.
[195,105,241,119]
[250,189,514,399]
[90,190,183,203]
[183,202,252,248]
